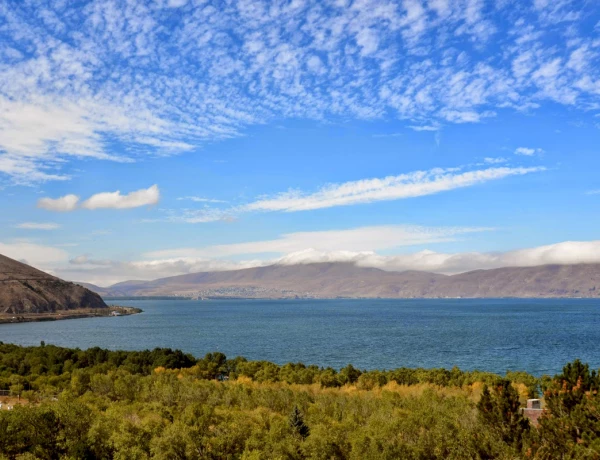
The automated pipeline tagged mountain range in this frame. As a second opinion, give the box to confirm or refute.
[0,254,107,314]
[78,262,600,299]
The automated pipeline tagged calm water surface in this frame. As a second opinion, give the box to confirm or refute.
[1,298,599,376]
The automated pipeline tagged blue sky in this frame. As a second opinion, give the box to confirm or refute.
[1,0,599,285]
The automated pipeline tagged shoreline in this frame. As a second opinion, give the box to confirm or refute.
[103,295,600,300]
[0,306,142,324]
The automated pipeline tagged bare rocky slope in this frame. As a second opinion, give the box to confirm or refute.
[0,254,107,314]
[80,262,600,299]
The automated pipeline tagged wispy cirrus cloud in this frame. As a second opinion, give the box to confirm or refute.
[408,125,440,132]
[242,166,544,213]
[166,164,544,222]
[371,132,403,138]
[533,0,581,24]
[15,222,60,230]
[0,0,597,182]
[162,207,236,224]
[177,196,228,203]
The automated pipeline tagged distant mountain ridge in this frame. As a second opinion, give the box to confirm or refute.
[79,262,600,299]
[0,254,107,314]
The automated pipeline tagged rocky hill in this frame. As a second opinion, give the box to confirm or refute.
[0,254,107,314]
[80,262,600,299]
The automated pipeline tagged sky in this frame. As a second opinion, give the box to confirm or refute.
[1,0,600,286]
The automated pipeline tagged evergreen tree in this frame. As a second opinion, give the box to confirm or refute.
[477,379,529,450]
[289,406,310,439]
[546,359,599,414]
[532,360,600,457]
[477,384,494,417]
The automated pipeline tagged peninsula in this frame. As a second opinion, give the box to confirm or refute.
[0,254,140,323]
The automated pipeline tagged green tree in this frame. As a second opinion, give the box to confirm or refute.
[532,360,600,458]
[289,406,310,440]
[339,364,361,385]
[477,380,529,450]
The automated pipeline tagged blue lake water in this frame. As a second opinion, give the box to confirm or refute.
[1,298,599,376]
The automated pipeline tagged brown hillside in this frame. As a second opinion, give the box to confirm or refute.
[81,261,600,299]
[0,254,107,314]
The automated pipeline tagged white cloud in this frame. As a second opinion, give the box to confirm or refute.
[533,0,580,23]
[0,155,69,184]
[69,255,113,266]
[372,132,403,138]
[483,157,507,164]
[167,0,188,7]
[177,196,228,203]
[586,189,600,195]
[0,97,120,162]
[146,224,491,259]
[440,110,496,123]
[38,186,159,212]
[160,207,236,224]
[150,239,600,276]
[0,242,68,269]
[348,240,600,274]
[269,239,600,274]
[81,185,160,210]
[15,222,60,230]
[133,137,195,152]
[567,45,593,73]
[515,146,544,156]
[55,223,489,284]
[0,1,597,182]
[408,125,440,131]
[161,164,544,223]
[242,166,544,212]
[54,239,600,285]
[37,194,80,212]
[355,28,379,56]
[0,96,138,183]
[60,257,269,287]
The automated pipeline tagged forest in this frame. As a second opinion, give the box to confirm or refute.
[0,342,598,459]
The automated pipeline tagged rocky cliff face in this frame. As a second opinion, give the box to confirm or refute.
[0,254,107,314]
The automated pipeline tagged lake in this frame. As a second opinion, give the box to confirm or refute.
[1,298,599,376]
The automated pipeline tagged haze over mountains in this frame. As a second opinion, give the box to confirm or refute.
[0,254,107,314]
[79,262,600,299]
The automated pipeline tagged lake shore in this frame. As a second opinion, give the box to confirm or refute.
[0,305,142,324]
